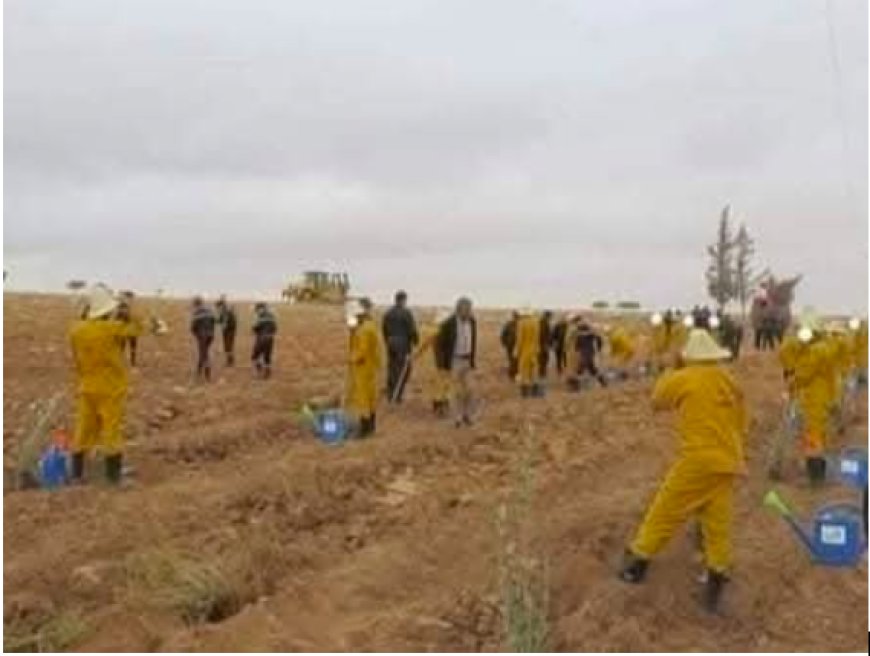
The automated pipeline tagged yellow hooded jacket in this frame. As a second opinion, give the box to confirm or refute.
[70,317,144,397]
[607,326,636,365]
[780,337,834,455]
[347,317,384,416]
[514,314,540,384]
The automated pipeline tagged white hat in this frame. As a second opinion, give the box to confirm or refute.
[682,315,695,328]
[848,317,862,331]
[650,313,663,326]
[797,326,814,343]
[709,315,721,329]
[681,329,731,362]
[87,284,118,319]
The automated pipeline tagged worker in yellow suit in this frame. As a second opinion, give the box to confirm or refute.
[514,307,541,397]
[779,314,836,484]
[649,311,681,373]
[825,324,852,434]
[413,308,452,416]
[346,299,384,438]
[620,329,747,613]
[606,324,636,379]
[70,284,144,485]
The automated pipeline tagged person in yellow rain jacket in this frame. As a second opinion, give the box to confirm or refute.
[648,311,679,373]
[413,308,452,416]
[779,315,836,484]
[848,317,868,382]
[346,299,384,438]
[606,324,636,379]
[825,324,852,433]
[620,329,747,613]
[514,307,541,397]
[70,284,144,485]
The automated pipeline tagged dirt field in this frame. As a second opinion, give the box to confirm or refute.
[3,293,867,652]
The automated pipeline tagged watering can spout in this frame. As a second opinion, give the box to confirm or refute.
[763,490,817,556]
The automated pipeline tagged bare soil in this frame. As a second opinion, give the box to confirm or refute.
[3,293,867,651]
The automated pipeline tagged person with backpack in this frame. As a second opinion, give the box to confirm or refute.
[252,302,278,379]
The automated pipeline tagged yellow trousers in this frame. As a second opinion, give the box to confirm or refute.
[517,350,538,385]
[631,459,736,573]
[74,392,126,456]
[428,369,451,402]
[347,370,378,418]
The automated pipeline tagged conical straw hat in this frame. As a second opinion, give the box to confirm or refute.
[87,284,118,319]
[681,329,731,362]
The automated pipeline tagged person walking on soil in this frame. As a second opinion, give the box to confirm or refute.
[435,297,478,427]
[69,284,144,485]
[620,329,748,613]
[538,310,553,378]
[215,295,238,367]
[500,311,519,380]
[190,297,217,382]
[382,290,419,403]
[346,298,384,437]
[569,319,608,389]
[252,302,278,379]
[605,323,636,379]
[413,308,452,416]
[515,307,541,397]
[551,314,569,376]
[115,291,138,366]
[778,312,837,485]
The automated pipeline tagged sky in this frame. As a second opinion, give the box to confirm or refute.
[4,0,868,312]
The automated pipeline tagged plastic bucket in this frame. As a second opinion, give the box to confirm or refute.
[314,410,348,446]
[836,447,868,489]
[812,503,866,566]
[38,446,69,490]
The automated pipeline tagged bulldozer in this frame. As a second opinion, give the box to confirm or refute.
[282,271,351,304]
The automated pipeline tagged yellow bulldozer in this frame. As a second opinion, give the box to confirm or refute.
[282,271,351,304]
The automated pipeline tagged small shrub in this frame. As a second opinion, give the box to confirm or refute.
[5,610,89,652]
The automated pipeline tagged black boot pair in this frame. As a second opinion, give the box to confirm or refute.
[70,452,125,486]
[618,551,728,613]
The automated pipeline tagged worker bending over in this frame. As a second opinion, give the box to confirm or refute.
[620,329,747,613]
[515,307,541,397]
[413,308,452,416]
[70,284,144,485]
[190,297,217,382]
[252,302,278,379]
[346,298,384,437]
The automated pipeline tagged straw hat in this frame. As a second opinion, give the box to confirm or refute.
[848,317,862,331]
[681,329,731,362]
[87,284,118,319]
[650,312,663,326]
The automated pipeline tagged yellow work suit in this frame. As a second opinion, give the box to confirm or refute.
[70,317,143,455]
[514,315,540,385]
[607,327,636,366]
[779,338,834,457]
[413,324,450,404]
[630,364,747,573]
[346,318,384,419]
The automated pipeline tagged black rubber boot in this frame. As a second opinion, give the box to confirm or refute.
[520,384,530,398]
[619,551,649,584]
[105,454,123,486]
[807,457,827,486]
[358,416,373,438]
[227,353,235,367]
[703,570,728,613]
[263,365,272,380]
[71,451,85,483]
[369,413,377,434]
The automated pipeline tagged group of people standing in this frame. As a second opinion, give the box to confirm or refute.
[187,296,277,381]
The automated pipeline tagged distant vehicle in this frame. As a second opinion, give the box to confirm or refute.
[282,271,351,304]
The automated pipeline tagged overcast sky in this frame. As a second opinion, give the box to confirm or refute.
[4,0,868,312]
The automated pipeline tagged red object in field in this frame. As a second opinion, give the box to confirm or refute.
[51,428,70,450]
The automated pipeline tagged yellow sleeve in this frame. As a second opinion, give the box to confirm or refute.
[651,370,684,410]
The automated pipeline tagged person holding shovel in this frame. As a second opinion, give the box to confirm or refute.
[619,329,748,613]
[382,290,419,404]
[69,284,144,485]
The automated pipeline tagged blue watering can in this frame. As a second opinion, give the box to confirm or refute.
[835,447,868,489]
[764,490,867,567]
[38,444,69,490]
[301,405,349,445]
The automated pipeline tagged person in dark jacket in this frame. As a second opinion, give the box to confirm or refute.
[116,291,138,366]
[215,295,238,367]
[252,302,278,379]
[435,297,477,427]
[500,312,519,380]
[551,315,568,375]
[190,297,217,382]
[382,290,419,403]
[570,320,608,389]
[539,310,553,378]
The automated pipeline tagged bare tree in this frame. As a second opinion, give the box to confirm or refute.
[733,223,757,322]
[705,205,737,311]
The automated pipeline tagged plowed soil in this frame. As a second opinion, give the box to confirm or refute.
[3,293,867,652]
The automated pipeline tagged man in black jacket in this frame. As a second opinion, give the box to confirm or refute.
[190,297,217,382]
[551,315,568,375]
[539,310,553,378]
[571,319,608,389]
[382,290,419,403]
[252,302,278,379]
[215,295,238,367]
[499,312,519,380]
[435,297,477,427]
